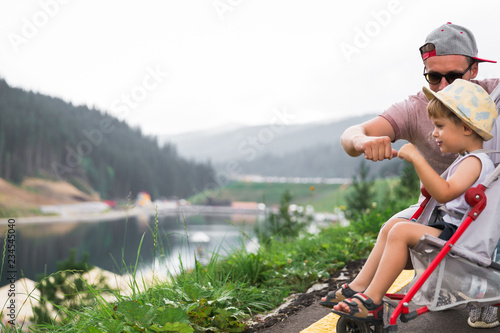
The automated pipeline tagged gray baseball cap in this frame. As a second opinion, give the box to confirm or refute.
[420,22,496,63]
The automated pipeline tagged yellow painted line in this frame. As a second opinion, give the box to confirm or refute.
[301,270,415,333]
[387,269,415,293]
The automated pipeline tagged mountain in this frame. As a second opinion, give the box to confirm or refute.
[161,116,372,162]
[0,79,214,200]
[160,115,406,179]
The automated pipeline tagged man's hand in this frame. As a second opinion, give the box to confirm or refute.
[340,117,397,161]
[354,136,398,161]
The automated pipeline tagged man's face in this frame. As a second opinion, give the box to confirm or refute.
[424,55,478,92]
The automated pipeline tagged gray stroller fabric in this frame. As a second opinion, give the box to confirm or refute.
[410,236,500,311]
[408,164,500,310]
[415,163,500,261]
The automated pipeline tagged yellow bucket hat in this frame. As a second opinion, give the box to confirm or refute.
[423,79,498,141]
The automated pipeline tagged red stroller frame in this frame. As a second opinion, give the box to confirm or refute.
[382,185,500,332]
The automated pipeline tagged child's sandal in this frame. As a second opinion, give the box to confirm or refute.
[319,283,358,307]
[332,293,384,323]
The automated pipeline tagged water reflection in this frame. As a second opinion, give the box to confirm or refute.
[0,213,263,287]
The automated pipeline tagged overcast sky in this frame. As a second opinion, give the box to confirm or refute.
[1,0,500,136]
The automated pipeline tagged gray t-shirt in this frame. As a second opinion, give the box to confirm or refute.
[381,78,500,175]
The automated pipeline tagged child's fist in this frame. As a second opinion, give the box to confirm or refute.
[398,143,418,163]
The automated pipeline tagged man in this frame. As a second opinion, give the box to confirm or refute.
[338,22,500,329]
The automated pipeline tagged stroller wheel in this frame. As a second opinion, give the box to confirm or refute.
[336,316,382,333]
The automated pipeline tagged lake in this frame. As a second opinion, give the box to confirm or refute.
[0,211,264,287]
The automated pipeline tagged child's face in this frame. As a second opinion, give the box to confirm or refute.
[430,116,467,154]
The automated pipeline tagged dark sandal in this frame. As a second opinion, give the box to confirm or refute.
[319,283,358,308]
[331,293,384,323]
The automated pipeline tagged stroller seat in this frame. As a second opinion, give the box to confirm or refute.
[409,234,500,311]
[382,161,500,332]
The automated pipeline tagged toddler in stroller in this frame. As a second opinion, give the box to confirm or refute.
[328,79,500,332]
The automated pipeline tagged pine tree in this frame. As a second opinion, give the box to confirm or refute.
[345,160,375,216]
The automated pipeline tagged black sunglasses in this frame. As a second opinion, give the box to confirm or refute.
[423,62,474,85]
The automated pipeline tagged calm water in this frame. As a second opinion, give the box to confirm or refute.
[0,212,263,287]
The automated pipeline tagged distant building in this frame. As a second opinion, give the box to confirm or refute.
[231,201,259,210]
[136,192,152,207]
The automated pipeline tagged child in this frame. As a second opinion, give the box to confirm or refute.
[327,79,498,322]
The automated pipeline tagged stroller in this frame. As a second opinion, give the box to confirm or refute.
[336,161,500,333]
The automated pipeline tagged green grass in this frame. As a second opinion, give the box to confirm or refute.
[189,181,345,208]
[188,179,400,214]
[0,206,46,218]
[308,184,350,212]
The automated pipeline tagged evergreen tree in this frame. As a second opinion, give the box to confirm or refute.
[0,78,215,199]
[395,161,420,201]
[345,160,375,216]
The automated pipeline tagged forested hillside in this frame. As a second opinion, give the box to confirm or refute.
[0,79,214,200]
[165,115,406,179]
[237,143,403,178]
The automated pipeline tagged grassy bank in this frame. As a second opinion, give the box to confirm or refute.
[4,169,418,332]
[188,180,345,207]
[12,224,376,332]
[7,211,415,332]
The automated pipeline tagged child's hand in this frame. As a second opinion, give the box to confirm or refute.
[398,143,418,163]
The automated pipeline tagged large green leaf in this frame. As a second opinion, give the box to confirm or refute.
[149,322,194,333]
[156,307,190,324]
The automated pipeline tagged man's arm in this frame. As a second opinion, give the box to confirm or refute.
[340,116,398,161]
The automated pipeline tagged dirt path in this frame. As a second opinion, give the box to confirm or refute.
[251,294,332,332]
[247,259,494,333]
[248,270,490,333]
[246,260,365,332]
[253,297,481,333]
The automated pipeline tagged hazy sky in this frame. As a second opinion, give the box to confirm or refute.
[1,0,500,136]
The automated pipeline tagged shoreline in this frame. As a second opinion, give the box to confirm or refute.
[1,207,145,225]
[1,204,270,225]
